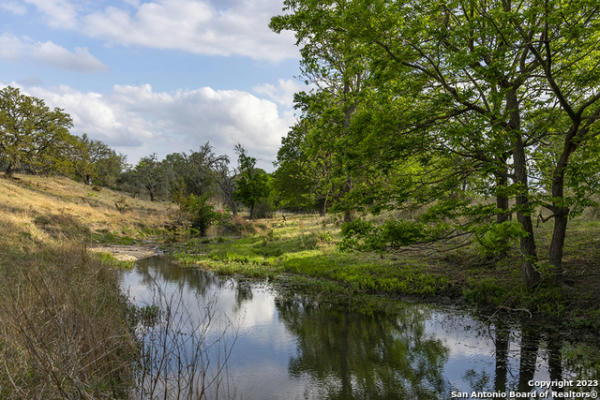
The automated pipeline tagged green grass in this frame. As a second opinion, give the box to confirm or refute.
[174,218,454,298]
[172,213,600,331]
[91,230,137,245]
[91,251,136,269]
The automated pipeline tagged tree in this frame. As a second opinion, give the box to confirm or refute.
[0,86,73,177]
[271,2,373,221]
[346,0,551,286]
[271,0,600,286]
[81,134,125,187]
[273,93,336,214]
[352,0,600,284]
[162,143,228,198]
[515,0,600,279]
[213,157,239,216]
[233,145,271,219]
[134,154,168,201]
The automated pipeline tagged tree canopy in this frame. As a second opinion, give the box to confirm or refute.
[0,86,73,176]
[271,0,600,287]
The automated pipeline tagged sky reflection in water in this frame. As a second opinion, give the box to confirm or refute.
[120,256,595,400]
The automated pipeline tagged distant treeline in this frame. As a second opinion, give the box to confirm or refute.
[0,86,286,219]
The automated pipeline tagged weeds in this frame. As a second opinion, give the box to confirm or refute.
[0,244,136,398]
[130,279,238,399]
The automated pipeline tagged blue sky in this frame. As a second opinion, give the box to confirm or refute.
[0,0,304,169]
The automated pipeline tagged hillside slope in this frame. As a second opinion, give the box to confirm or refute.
[0,174,172,250]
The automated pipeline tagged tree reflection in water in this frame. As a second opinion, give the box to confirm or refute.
[463,319,578,397]
[122,257,600,400]
[275,295,449,399]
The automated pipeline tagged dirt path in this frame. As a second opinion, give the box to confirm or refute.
[89,244,163,261]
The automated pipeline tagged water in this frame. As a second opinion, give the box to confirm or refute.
[120,256,600,400]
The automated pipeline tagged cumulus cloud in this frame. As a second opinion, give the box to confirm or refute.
[82,0,297,61]
[22,0,297,62]
[23,0,78,28]
[0,1,27,15]
[0,34,108,72]
[1,82,294,169]
[253,79,305,108]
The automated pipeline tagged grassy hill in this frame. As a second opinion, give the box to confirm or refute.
[0,174,172,251]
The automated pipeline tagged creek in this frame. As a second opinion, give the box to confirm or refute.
[120,256,599,400]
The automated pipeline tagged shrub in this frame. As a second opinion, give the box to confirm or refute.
[254,199,274,218]
[114,196,129,213]
[473,221,526,257]
[180,194,219,237]
[340,218,449,251]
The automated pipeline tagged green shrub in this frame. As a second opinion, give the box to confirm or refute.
[254,199,274,218]
[473,221,526,257]
[340,218,449,251]
[181,194,219,237]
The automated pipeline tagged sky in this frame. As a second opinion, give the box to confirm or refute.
[0,0,304,170]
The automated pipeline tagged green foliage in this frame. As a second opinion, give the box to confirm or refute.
[473,221,527,257]
[181,194,220,237]
[340,218,450,251]
[269,0,600,287]
[233,145,272,219]
[0,86,73,176]
[132,153,168,201]
[0,88,125,186]
[92,231,136,245]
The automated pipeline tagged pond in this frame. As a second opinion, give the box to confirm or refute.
[120,256,600,400]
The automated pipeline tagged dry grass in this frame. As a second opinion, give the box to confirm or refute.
[0,174,173,246]
[0,237,138,398]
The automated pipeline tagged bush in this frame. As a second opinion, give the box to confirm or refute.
[340,218,450,251]
[254,199,274,218]
[473,221,526,257]
[181,194,219,237]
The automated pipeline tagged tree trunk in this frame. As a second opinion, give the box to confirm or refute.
[250,202,256,219]
[548,136,577,280]
[149,191,155,202]
[319,196,328,217]
[507,89,540,288]
[495,166,510,224]
[5,163,14,177]
[549,208,568,280]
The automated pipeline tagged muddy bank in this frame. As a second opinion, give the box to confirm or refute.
[89,244,162,261]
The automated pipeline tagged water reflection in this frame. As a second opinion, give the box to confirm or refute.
[276,296,448,399]
[120,256,600,400]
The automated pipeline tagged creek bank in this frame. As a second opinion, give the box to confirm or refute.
[168,232,600,338]
[89,244,164,261]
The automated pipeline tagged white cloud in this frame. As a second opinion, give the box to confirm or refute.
[24,0,77,28]
[0,34,108,72]
[253,79,305,108]
[1,82,294,169]
[0,1,27,15]
[23,0,297,62]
